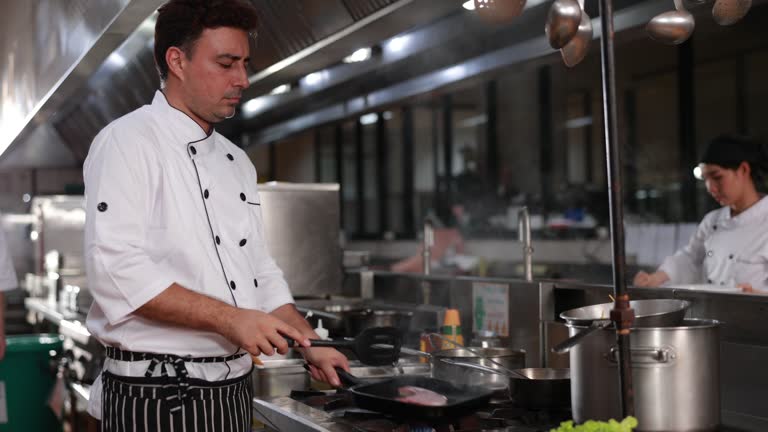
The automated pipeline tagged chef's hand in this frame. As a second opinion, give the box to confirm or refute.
[224,309,310,357]
[301,347,350,388]
[737,283,768,295]
[633,271,669,287]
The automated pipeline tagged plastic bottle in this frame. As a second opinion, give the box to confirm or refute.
[314,319,329,340]
[441,308,464,349]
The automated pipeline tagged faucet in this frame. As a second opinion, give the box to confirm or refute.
[518,207,533,282]
[422,219,434,275]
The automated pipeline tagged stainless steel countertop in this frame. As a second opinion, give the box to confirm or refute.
[24,297,83,325]
[253,396,357,432]
[25,297,91,344]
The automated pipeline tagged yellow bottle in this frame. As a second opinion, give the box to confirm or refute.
[441,308,464,349]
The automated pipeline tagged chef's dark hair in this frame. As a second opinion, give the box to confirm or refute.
[701,134,768,192]
[154,0,258,81]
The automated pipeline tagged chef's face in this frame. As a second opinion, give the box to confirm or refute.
[700,162,750,206]
[178,27,251,128]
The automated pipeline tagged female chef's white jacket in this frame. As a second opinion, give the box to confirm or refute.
[659,195,768,290]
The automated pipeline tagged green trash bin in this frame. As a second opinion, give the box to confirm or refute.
[0,334,63,432]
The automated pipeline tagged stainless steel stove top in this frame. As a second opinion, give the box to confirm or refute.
[252,390,570,432]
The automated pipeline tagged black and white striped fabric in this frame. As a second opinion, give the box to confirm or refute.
[100,370,252,432]
[100,347,252,432]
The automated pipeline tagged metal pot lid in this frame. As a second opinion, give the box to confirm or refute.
[560,299,691,326]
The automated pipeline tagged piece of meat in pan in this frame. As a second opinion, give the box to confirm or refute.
[395,386,449,406]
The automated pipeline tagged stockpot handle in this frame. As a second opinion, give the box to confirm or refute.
[607,346,675,364]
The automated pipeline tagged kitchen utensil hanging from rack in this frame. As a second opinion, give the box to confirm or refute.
[560,0,593,67]
[535,0,754,66]
[646,0,696,45]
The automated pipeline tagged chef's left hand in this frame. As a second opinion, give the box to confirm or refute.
[301,347,349,387]
[737,283,768,295]
[738,283,754,293]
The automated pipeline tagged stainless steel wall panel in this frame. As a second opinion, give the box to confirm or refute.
[367,272,544,366]
[258,183,343,297]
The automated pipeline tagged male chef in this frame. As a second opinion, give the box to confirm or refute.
[83,1,348,429]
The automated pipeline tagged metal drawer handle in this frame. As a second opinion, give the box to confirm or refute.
[607,346,674,364]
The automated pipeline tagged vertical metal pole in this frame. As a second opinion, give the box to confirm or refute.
[598,0,635,418]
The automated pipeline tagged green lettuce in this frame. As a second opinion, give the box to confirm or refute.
[550,416,638,432]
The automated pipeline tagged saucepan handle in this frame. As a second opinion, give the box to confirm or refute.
[551,319,611,354]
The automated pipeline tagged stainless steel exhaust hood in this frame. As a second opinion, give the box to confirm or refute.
[0,0,164,168]
[0,0,464,168]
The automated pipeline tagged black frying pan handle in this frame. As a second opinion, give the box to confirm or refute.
[334,367,362,387]
[285,338,353,348]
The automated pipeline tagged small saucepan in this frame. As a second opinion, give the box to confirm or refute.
[430,348,526,393]
[439,359,571,410]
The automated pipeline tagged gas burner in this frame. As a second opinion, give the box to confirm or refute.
[286,387,571,432]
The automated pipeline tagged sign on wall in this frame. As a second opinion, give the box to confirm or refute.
[472,282,509,337]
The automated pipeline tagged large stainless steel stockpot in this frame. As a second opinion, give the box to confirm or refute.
[568,319,720,432]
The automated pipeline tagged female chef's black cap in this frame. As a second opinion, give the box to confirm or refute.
[701,134,768,191]
[701,135,765,166]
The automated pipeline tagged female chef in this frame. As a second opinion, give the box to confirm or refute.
[633,135,768,294]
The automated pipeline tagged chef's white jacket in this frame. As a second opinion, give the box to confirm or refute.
[659,195,768,289]
[84,91,294,417]
[0,220,18,292]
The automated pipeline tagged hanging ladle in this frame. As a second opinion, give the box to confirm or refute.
[474,0,528,23]
[646,0,695,45]
[560,0,593,67]
[545,0,582,49]
[712,0,752,25]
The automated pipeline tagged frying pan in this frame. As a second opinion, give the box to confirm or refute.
[552,299,691,354]
[334,367,495,420]
[286,326,401,366]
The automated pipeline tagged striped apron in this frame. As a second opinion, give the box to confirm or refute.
[100,347,252,432]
